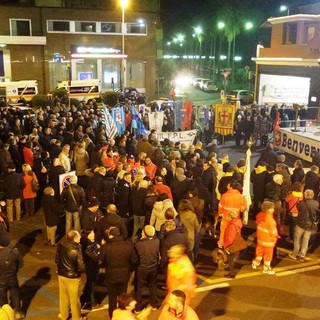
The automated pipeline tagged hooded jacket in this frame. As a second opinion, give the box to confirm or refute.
[224,217,243,249]
[179,209,199,251]
[150,199,177,231]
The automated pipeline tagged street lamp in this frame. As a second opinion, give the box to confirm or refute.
[194,26,203,74]
[120,0,129,91]
[280,5,289,15]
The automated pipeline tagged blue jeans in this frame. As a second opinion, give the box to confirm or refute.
[293,225,312,258]
[132,215,145,242]
[65,211,81,235]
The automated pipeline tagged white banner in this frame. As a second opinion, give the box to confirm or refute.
[151,130,197,147]
[274,128,320,162]
[58,170,77,194]
[148,111,164,131]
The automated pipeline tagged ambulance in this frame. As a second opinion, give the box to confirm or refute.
[0,80,38,103]
[55,79,101,103]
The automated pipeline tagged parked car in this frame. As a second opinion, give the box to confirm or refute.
[202,81,218,92]
[192,77,203,87]
[199,79,211,90]
[226,90,254,105]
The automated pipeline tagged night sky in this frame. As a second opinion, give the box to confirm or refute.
[160,0,316,64]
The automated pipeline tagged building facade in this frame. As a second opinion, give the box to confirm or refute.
[253,6,320,118]
[0,0,162,98]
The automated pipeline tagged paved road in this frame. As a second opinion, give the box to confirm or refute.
[8,139,319,320]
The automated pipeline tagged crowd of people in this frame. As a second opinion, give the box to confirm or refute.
[0,97,319,320]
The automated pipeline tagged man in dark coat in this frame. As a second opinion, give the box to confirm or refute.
[80,198,101,231]
[3,163,25,222]
[131,180,148,242]
[256,143,278,169]
[115,173,132,221]
[60,175,87,235]
[0,234,24,319]
[134,225,160,312]
[170,168,191,208]
[100,226,136,318]
[160,220,188,270]
[251,161,268,215]
[303,165,320,200]
[96,204,127,244]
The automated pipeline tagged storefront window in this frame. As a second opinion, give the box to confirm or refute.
[102,59,120,91]
[75,59,97,80]
[48,62,69,91]
[128,60,145,89]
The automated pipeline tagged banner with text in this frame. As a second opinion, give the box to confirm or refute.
[274,128,320,162]
[150,130,197,147]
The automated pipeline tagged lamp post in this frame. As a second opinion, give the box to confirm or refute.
[280,5,289,15]
[120,0,128,91]
[194,26,203,75]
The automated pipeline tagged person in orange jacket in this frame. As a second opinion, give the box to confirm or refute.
[218,181,247,248]
[166,245,197,305]
[144,157,157,180]
[159,290,199,320]
[252,200,279,275]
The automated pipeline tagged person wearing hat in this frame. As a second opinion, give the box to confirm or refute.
[100,226,137,318]
[0,233,24,319]
[60,175,87,235]
[133,225,160,313]
[80,197,101,231]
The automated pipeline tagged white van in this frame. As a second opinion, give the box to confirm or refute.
[55,79,101,103]
[0,80,38,103]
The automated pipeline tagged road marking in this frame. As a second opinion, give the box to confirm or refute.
[195,282,230,292]
[197,259,320,285]
[276,265,320,277]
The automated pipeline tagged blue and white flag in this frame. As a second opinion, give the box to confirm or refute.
[112,106,126,136]
[131,105,148,136]
[101,103,117,139]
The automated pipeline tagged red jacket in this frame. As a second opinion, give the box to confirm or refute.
[285,191,303,217]
[23,146,34,167]
[256,212,278,247]
[144,161,157,180]
[224,218,243,249]
[155,183,173,200]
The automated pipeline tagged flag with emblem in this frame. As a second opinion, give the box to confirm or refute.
[214,103,236,136]
[101,103,117,139]
[131,105,148,136]
[112,105,126,135]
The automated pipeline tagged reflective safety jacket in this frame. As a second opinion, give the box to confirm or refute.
[256,212,278,247]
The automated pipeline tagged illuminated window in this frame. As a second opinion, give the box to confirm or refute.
[10,19,31,36]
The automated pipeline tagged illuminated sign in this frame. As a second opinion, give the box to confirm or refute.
[75,46,121,54]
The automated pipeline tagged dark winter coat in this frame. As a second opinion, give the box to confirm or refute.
[4,171,25,199]
[296,199,319,231]
[42,194,62,227]
[131,187,148,216]
[134,237,160,270]
[304,171,320,199]
[60,184,87,213]
[96,213,128,244]
[100,236,136,284]
[115,178,131,218]
[0,246,23,282]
